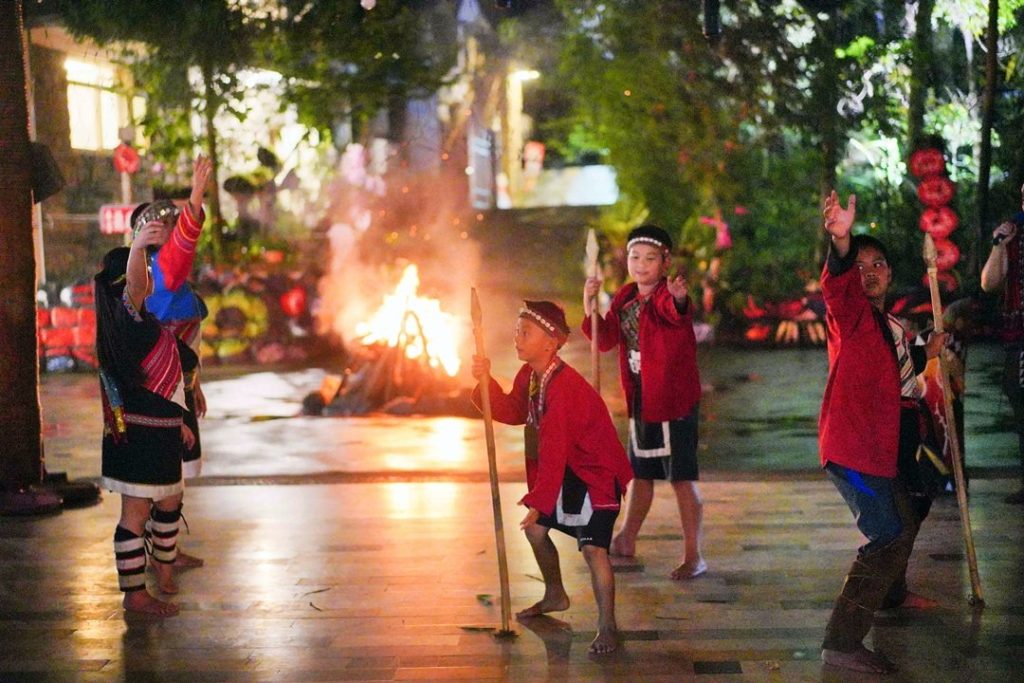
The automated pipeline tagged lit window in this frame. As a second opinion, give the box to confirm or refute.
[64,58,128,151]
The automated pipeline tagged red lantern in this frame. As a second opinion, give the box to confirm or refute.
[918,206,959,238]
[909,148,945,178]
[112,143,141,174]
[279,286,307,318]
[933,238,960,271]
[917,176,955,207]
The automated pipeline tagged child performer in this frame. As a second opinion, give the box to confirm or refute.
[129,154,212,571]
[471,300,633,654]
[582,225,706,579]
[95,238,197,616]
[818,191,946,674]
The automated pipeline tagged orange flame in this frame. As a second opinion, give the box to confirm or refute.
[354,264,461,376]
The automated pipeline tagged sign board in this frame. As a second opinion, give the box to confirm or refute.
[99,204,137,235]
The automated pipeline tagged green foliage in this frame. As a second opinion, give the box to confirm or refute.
[266,0,455,136]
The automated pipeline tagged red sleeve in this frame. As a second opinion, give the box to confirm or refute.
[156,204,205,292]
[519,380,572,515]
[649,287,692,328]
[470,367,529,425]
[821,261,870,337]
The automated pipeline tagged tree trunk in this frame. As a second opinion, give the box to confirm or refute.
[907,0,935,151]
[201,61,223,259]
[975,0,999,278]
[0,0,44,488]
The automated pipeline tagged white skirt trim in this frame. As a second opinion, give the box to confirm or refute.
[101,476,183,499]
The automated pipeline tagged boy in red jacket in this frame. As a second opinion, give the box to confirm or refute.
[819,192,945,674]
[472,300,633,654]
[582,225,706,579]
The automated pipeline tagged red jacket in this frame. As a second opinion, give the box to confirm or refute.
[473,361,633,517]
[582,280,701,422]
[818,255,900,477]
[155,203,204,293]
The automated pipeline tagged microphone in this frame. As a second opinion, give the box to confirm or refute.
[993,212,1024,246]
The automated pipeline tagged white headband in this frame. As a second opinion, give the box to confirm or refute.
[519,307,560,336]
[627,236,669,251]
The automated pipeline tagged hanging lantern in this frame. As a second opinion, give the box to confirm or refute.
[917,175,955,207]
[933,238,960,271]
[908,148,945,178]
[918,206,959,239]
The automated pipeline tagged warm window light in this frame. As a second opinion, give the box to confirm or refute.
[64,58,126,151]
[509,69,540,82]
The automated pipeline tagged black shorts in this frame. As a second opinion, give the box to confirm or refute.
[628,407,699,482]
[536,508,619,551]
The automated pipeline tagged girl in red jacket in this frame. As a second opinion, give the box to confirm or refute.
[472,300,633,654]
[583,225,706,579]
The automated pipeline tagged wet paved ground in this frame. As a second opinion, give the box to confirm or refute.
[4,341,1021,681]
[3,478,1022,681]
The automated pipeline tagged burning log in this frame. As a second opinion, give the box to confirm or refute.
[303,295,473,417]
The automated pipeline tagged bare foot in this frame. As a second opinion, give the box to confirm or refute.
[900,591,939,610]
[670,558,707,580]
[174,550,204,569]
[123,590,179,617]
[589,628,618,654]
[608,534,635,558]
[822,646,897,674]
[516,592,570,618]
[152,561,178,595]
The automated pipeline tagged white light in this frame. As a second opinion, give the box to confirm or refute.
[509,69,540,82]
[361,0,376,9]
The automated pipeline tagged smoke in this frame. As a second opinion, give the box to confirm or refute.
[315,142,481,376]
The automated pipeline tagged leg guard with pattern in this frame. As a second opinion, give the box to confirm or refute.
[114,525,146,593]
[148,506,180,564]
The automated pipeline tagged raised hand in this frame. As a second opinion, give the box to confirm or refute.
[189,155,213,214]
[666,271,688,302]
[823,190,856,240]
[132,221,167,250]
[993,221,1018,247]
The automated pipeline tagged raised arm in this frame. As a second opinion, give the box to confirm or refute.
[981,221,1017,292]
[126,223,163,309]
[156,155,211,292]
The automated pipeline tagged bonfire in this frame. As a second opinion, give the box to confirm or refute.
[305,265,472,416]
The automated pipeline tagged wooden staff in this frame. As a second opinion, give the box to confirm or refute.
[470,288,516,635]
[923,234,984,605]
[586,229,601,390]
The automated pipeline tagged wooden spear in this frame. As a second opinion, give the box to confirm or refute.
[586,229,601,391]
[470,288,516,636]
[923,234,984,605]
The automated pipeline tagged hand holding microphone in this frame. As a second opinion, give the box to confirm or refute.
[993,214,1023,246]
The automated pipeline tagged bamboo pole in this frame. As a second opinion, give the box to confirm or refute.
[586,229,601,391]
[470,288,516,636]
[923,235,984,605]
